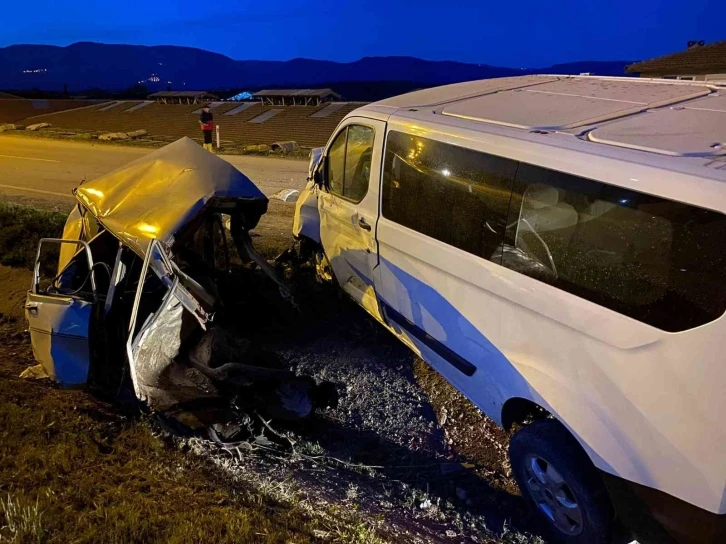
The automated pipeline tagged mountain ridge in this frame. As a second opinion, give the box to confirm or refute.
[0,42,635,96]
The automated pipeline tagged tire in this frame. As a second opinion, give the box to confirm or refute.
[509,419,613,544]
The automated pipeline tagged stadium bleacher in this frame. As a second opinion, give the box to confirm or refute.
[0,99,103,124]
[14,99,363,148]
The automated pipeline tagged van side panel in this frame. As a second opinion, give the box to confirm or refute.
[373,119,726,515]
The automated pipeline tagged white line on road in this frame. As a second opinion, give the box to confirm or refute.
[0,154,60,163]
[0,184,73,198]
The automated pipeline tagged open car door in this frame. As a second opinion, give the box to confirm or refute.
[25,238,97,386]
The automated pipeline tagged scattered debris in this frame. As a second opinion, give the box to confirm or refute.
[98,131,130,141]
[25,123,51,131]
[19,363,49,380]
[243,144,271,153]
[0,123,20,132]
[271,188,300,203]
[271,141,300,153]
[126,129,148,139]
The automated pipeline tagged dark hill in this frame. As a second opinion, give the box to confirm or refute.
[0,42,634,97]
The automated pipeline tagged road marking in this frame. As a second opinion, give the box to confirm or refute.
[0,154,60,163]
[0,184,73,198]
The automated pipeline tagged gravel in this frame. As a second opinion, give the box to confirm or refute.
[170,269,544,543]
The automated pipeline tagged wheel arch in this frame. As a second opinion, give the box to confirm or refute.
[501,396,551,431]
[500,396,609,485]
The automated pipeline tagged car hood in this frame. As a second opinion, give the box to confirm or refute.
[74,137,267,256]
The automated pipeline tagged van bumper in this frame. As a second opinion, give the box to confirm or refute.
[600,472,726,544]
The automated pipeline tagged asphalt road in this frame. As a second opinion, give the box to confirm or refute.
[0,135,309,207]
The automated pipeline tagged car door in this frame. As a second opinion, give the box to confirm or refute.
[318,117,385,319]
[25,238,97,386]
[125,239,209,405]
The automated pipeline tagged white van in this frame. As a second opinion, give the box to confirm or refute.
[292,75,726,544]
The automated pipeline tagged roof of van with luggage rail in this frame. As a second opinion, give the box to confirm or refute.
[355,75,726,182]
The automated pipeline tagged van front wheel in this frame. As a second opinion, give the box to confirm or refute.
[509,419,612,544]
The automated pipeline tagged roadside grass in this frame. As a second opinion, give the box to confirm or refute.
[0,359,322,544]
[0,202,67,274]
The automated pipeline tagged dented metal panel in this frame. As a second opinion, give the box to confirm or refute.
[25,137,310,424]
[74,137,267,257]
[25,293,92,386]
[129,288,217,409]
[292,180,321,242]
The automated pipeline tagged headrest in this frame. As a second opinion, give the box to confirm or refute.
[524,184,559,210]
[585,200,617,218]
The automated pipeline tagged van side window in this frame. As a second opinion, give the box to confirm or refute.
[502,163,726,332]
[382,130,517,261]
[325,124,375,203]
[326,128,347,195]
[344,125,375,202]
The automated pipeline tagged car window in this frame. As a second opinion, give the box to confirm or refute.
[382,130,517,260]
[502,163,726,332]
[326,128,347,195]
[343,125,375,202]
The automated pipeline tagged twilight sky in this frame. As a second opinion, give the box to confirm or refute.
[1,0,723,66]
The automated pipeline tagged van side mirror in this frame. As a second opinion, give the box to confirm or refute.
[308,147,325,188]
[313,155,328,190]
[313,167,324,188]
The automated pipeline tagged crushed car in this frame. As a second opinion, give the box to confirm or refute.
[23,137,336,433]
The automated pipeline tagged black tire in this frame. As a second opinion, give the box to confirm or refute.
[509,419,613,544]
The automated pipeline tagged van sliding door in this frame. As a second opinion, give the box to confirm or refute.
[373,128,517,397]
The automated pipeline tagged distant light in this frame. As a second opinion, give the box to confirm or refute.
[619,199,629,205]
[228,91,253,101]
[441,169,451,177]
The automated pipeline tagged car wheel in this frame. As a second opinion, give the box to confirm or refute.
[509,418,613,544]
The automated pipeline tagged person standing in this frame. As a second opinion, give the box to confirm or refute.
[199,105,214,152]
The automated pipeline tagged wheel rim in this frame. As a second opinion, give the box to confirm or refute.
[522,454,584,536]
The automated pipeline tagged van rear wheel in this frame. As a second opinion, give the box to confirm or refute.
[509,419,612,544]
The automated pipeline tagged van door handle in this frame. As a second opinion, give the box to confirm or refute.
[25,302,38,315]
[358,217,372,231]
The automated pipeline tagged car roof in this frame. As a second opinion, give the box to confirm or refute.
[356,75,726,181]
[75,137,266,256]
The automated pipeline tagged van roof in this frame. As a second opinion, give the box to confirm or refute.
[359,75,726,178]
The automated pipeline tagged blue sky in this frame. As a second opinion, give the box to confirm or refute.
[1,0,723,66]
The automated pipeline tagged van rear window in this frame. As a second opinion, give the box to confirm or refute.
[382,130,726,332]
[503,164,726,332]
